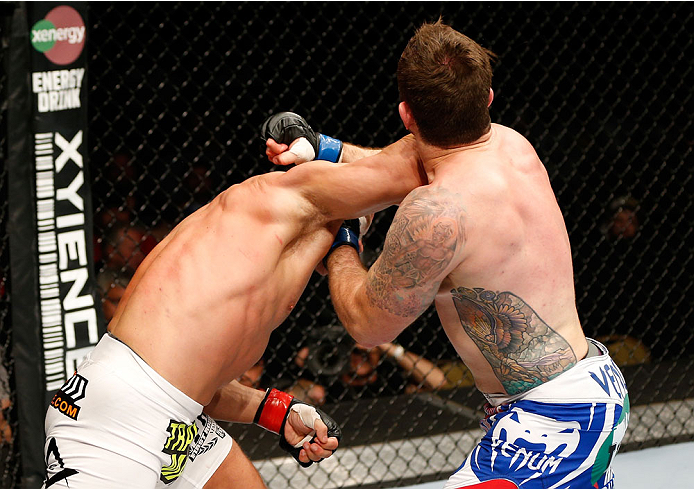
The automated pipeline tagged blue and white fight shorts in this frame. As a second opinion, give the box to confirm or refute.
[445,338,629,489]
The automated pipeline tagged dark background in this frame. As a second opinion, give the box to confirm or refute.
[1,2,693,488]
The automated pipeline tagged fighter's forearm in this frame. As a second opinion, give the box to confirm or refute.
[326,247,393,348]
[280,134,425,222]
[340,142,381,163]
[203,380,265,424]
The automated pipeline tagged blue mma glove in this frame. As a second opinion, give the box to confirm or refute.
[323,219,361,266]
[261,112,343,163]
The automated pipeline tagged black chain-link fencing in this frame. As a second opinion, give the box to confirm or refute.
[1,1,693,488]
[1,5,21,487]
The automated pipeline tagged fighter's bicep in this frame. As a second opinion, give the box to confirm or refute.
[275,141,424,221]
[365,188,467,318]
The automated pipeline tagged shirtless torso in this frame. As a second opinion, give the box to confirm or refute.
[325,20,627,488]
[431,124,587,397]
[108,136,424,406]
[329,124,587,400]
[43,135,424,489]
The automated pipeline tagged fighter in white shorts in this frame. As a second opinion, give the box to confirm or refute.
[45,333,231,488]
[42,110,426,488]
[45,332,344,488]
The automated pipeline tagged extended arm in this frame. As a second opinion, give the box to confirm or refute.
[263,111,380,165]
[267,139,380,165]
[326,186,468,346]
[277,134,426,221]
[341,142,381,162]
[263,111,424,222]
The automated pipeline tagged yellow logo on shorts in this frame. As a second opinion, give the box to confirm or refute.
[160,419,198,484]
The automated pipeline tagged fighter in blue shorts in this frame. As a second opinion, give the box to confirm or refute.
[266,19,631,489]
[447,338,628,488]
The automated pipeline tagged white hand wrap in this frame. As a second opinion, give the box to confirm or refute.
[288,137,316,164]
[390,344,406,360]
[290,403,319,448]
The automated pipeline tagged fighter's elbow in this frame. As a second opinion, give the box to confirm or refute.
[343,317,398,349]
[338,316,368,346]
[352,335,381,350]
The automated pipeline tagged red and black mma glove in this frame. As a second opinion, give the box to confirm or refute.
[253,388,342,468]
[261,112,343,163]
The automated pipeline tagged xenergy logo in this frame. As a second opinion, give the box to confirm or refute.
[31,5,85,65]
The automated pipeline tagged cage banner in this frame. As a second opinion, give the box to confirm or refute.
[7,2,102,485]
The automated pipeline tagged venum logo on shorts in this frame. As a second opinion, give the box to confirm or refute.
[489,408,582,482]
[160,419,199,484]
[590,363,628,401]
[50,374,87,420]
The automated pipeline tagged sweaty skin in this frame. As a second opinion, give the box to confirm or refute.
[329,124,588,398]
[98,137,425,477]
[108,136,424,409]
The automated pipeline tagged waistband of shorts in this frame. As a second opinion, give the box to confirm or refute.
[586,337,607,357]
[88,332,203,416]
[483,337,613,406]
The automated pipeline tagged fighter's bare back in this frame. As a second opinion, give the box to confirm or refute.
[108,136,424,406]
[333,124,588,399]
[436,124,587,396]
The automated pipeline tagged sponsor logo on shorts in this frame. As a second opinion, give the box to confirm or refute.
[589,362,627,401]
[188,414,227,462]
[160,419,198,484]
[50,374,87,420]
[489,408,582,484]
[44,437,79,488]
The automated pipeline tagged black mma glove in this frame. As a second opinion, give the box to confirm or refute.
[261,112,343,163]
[253,388,342,468]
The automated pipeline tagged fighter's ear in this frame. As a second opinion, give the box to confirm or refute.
[488,88,494,107]
[398,102,415,132]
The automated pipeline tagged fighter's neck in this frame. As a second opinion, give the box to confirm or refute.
[417,127,494,183]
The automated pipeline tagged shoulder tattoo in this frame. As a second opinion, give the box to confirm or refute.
[367,188,466,317]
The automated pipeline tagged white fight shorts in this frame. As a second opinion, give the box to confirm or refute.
[43,333,233,488]
[445,338,629,489]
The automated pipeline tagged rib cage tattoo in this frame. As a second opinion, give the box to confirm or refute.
[451,286,577,395]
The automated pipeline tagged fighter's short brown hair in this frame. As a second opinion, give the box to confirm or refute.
[397,20,495,147]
